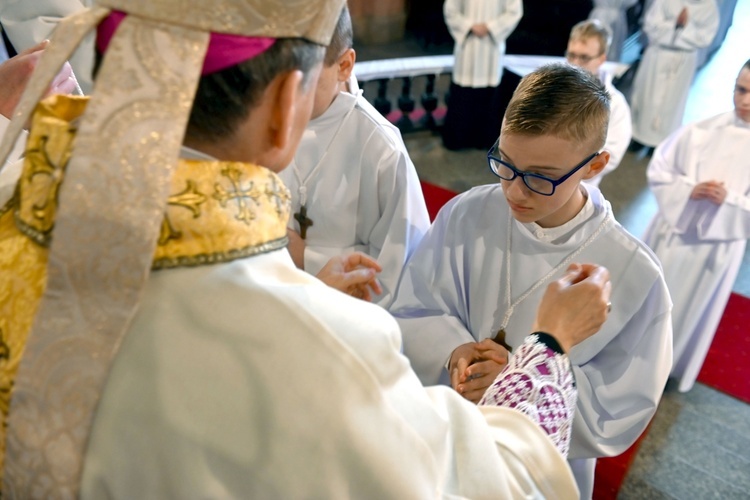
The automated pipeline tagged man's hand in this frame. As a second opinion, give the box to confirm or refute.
[286,228,306,269]
[0,40,80,120]
[532,263,612,353]
[690,181,726,205]
[676,7,689,28]
[316,252,383,302]
[449,339,508,403]
[470,23,490,37]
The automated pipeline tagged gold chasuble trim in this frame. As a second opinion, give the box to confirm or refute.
[0,98,291,494]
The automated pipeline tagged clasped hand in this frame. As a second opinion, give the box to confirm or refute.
[449,339,508,403]
[690,180,726,205]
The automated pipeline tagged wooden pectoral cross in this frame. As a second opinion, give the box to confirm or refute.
[294,205,313,239]
[492,329,513,353]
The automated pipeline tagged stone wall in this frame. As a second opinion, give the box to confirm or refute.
[348,0,406,44]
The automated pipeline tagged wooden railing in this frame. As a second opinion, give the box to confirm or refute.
[354,55,629,134]
[355,55,454,133]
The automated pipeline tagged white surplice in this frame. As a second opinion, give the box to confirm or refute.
[278,76,429,307]
[643,111,750,393]
[583,71,632,188]
[444,0,523,88]
[390,184,673,497]
[589,0,639,61]
[630,0,719,147]
[80,247,579,499]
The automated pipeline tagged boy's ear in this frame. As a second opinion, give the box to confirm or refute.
[337,48,356,82]
[583,150,610,179]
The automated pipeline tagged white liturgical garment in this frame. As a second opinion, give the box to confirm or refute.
[279,76,429,307]
[644,111,750,392]
[444,0,523,88]
[390,184,673,496]
[631,0,719,146]
[80,248,580,498]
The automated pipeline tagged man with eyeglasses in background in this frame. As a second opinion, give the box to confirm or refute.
[566,19,632,189]
[390,63,672,499]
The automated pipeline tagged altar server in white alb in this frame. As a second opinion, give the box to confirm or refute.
[0,1,619,497]
[588,0,639,61]
[643,60,750,393]
[630,0,719,147]
[566,19,632,188]
[441,0,523,150]
[391,64,673,498]
[281,7,429,307]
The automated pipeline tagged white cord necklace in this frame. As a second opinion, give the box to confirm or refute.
[494,198,612,350]
[291,91,359,239]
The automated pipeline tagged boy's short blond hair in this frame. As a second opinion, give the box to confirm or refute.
[569,19,612,56]
[502,64,610,151]
[324,6,353,66]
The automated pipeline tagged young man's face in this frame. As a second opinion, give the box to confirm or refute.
[734,67,750,123]
[310,48,355,119]
[497,133,600,228]
[566,37,606,74]
[311,60,342,119]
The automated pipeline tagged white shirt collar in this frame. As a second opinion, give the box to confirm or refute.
[522,189,596,243]
[733,113,750,129]
[180,145,217,160]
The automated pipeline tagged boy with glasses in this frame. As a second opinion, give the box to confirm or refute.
[566,19,632,188]
[390,63,672,498]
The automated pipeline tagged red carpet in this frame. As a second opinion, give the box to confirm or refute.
[696,292,750,404]
[419,181,750,498]
[420,181,458,221]
[593,291,750,498]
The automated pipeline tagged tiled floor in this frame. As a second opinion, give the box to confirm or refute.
[358,0,750,497]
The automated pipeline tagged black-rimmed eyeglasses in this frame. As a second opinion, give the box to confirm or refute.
[487,139,599,196]
[564,50,602,64]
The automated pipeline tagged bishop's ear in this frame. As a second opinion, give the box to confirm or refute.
[266,68,313,169]
[337,48,356,83]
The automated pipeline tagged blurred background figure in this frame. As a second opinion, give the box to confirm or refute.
[630,0,719,149]
[441,0,522,150]
[589,0,640,60]
[566,19,632,188]
[643,59,750,394]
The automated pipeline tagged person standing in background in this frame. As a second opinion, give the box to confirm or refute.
[588,0,639,60]
[643,59,750,394]
[441,0,522,150]
[566,19,632,188]
[630,0,719,149]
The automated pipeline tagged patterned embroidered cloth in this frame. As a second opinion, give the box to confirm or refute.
[480,334,577,456]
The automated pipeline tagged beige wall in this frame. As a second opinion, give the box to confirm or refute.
[348,0,406,44]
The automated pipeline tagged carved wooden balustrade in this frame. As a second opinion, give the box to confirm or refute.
[354,55,454,133]
[353,55,630,134]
